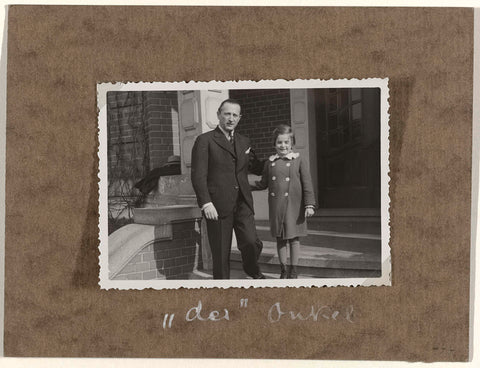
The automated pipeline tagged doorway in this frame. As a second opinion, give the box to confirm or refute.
[315,88,381,209]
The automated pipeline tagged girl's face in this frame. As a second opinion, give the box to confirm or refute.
[275,133,293,157]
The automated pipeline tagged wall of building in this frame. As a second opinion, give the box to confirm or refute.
[107,91,180,227]
[112,219,202,280]
[107,90,179,179]
[230,89,291,160]
[107,91,147,186]
[144,91,180,170]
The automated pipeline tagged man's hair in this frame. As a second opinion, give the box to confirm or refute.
[217,98,242,114]
[272,124,296,146]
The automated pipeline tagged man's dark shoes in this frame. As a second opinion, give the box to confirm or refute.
[252,273,266,279]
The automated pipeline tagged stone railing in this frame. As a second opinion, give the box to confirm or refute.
[108,174,212,281]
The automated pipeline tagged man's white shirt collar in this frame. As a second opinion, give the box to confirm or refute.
[269,152,300,161]
[217,125,233,139]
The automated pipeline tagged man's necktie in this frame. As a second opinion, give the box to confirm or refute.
[229,133,234,145]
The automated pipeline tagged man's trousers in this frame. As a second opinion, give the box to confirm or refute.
[205,195,261,279]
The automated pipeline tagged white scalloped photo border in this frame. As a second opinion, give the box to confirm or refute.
[97,78,391,290]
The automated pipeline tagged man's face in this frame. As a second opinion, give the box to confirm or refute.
[217,102,241,133]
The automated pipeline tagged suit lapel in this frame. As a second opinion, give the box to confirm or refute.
[213,127,236,157]
[234,134,248,172]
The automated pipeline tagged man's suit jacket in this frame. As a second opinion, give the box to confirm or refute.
[191,127,255,217]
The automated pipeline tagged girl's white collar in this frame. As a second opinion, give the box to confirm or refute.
[269,152,299,161]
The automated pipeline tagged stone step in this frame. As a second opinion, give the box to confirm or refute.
[255,226,381,253]
[255,214,381,235]
[192,261,380,280]
[200,214,383,279]
[231,234,381,277]
[230,260,381,279]
[233,219,382,278]
[190,268,281,280]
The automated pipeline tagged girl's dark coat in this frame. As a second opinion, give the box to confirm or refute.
[254,153,316,239]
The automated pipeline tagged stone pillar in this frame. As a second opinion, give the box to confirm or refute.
[290,89,318,203]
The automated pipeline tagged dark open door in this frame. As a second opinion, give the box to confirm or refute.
[315,88,381,209]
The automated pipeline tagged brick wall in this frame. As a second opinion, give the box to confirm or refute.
[107,91,147,185]
[230,89,291,160]
[107,91,180,183]
[107,91,180,224]
[143,91,180,169]
[113,219,202,280]
[108,89,290,171]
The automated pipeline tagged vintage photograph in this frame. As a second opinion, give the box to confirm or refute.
[97,79,390,289]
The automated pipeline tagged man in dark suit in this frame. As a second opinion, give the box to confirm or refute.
[191,99,265,280]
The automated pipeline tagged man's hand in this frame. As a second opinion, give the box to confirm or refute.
[305,207,315,218]
[248,174,261,187]
[203,203,219,220]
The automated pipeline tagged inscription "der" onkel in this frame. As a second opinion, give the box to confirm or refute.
[267,302,355,323]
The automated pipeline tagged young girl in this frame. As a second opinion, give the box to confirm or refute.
[252,124,316,279]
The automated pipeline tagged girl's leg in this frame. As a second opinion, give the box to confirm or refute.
[288,237,300,279]
[276,238,288,279]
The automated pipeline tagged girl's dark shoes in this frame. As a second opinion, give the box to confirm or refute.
[287,265,298,279]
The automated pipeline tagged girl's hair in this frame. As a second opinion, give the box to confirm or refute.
[272,124,295,146]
